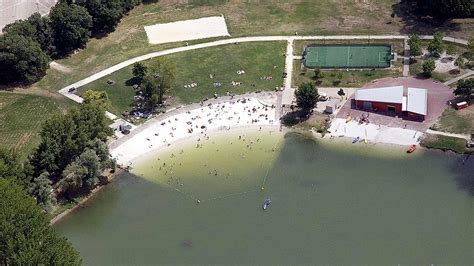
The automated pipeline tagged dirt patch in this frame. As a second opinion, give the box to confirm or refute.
[50,62,72,74]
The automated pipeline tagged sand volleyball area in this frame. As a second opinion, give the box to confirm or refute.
[144,16,230,44]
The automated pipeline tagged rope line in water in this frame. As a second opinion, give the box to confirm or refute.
[260,138,284,190]
[199,189,260,203]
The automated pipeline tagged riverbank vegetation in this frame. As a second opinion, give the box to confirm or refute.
[0,179,81,264]
[0,101,114,212]
[420,134,468,154]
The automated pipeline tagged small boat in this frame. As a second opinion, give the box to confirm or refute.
[262,198,272,210]
[346,116,352,123]
[407,144,416,153]
[352,137,360,143]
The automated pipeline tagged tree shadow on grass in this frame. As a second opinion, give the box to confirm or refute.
[281,109,310,127]
[391,1,461,35]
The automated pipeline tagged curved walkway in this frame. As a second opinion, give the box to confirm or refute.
[59,34,470,104]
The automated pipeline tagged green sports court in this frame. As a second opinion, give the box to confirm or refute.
[303,44,392,69]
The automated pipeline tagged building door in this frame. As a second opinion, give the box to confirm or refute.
[387,105,396,112]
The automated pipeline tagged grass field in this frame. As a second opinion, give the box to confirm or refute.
[293,60,402,88]
[409,59,462,82]
[79,42,286,115]
[421,134,468,154]
[431,106,473,135]
[32,0,405,93]
[0,92,72,157]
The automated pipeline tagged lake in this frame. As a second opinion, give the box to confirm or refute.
[55,130,473,265]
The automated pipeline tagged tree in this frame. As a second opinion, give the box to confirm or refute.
[29,171,56,211]
[60,149,101,197]
[468,37,474,60]
[0,179,81,264]
[422,59,436,77]
[0,34,50,84]
[132,62,148,82]
[50,3,92,56]
[454,56,465,69]
[86,138,116,170]
[427,32,444,57]
[83,90,111,109]
[408,33,422,57]
[0,149,32,190]
[412,0,473,19]
[140,60,175,108]
[76,0,126,34]
[445,43,456,56]
[30,102,110,181]
[454,78,474,101]
[295,82,319,114]
[313,67,325,80]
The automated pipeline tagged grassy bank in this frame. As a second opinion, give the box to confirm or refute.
[420,134,468,154]
[430,107,473,135]
[0,92,72,157]
[292,60,402,88]
[79,42,286,116]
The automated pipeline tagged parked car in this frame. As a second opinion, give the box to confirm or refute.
[455,101,468,110]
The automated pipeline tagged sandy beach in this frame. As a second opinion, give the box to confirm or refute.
[111,97,280,166]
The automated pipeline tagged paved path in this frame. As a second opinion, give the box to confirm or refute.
[444,70,474,86]
[426,129,470,140]
[58,34,470,130]
[403,39,410,77]
[59,34,470,104]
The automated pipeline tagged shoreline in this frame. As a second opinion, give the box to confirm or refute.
[49,168,124,226]
[50,123,467,225]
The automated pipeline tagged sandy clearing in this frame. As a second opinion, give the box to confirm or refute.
[111,97,279,166]
[144,16,230,45]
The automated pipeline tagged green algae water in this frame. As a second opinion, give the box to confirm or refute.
[55,130,474,265]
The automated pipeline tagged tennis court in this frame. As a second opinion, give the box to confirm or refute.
[303,44,392,69]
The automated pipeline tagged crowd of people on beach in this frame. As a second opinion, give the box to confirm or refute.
[111,97,279,166]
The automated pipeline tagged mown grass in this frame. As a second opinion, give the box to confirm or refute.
[293,60,402,88]
[0,92,72,157]
[408,59,461,82]
[421,134,468,154]
[79,42,286,115]
[431,106,473,135]
[33,0,402,93]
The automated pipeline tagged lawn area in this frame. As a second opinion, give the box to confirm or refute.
[79,42,286,116]
[431,106,474,135]
[293,60,402,88]
[33,0,405,93]
[0,92,72,157]
[408,59,464,82]
[421,134,468,154]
